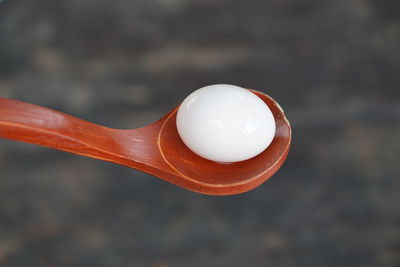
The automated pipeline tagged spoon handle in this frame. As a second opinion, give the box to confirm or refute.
[0,97,126,161]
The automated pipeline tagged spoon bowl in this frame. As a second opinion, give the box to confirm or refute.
[0,89,291,195]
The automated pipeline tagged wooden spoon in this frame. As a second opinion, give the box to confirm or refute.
[0,90,291,195]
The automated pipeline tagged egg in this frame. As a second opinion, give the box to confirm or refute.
[176,84,276,163]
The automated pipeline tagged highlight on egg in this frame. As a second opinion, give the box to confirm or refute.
[176,84,276,163]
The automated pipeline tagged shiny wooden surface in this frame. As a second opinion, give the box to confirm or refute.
[0,90,291,195]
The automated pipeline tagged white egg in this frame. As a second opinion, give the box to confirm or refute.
[176,84,276,163]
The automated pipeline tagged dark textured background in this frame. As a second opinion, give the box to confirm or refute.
[1,0,399,266]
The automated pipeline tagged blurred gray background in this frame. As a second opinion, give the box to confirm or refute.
[0,0,399,266]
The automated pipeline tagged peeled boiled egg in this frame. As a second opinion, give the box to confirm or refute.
[176,84,276,163]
